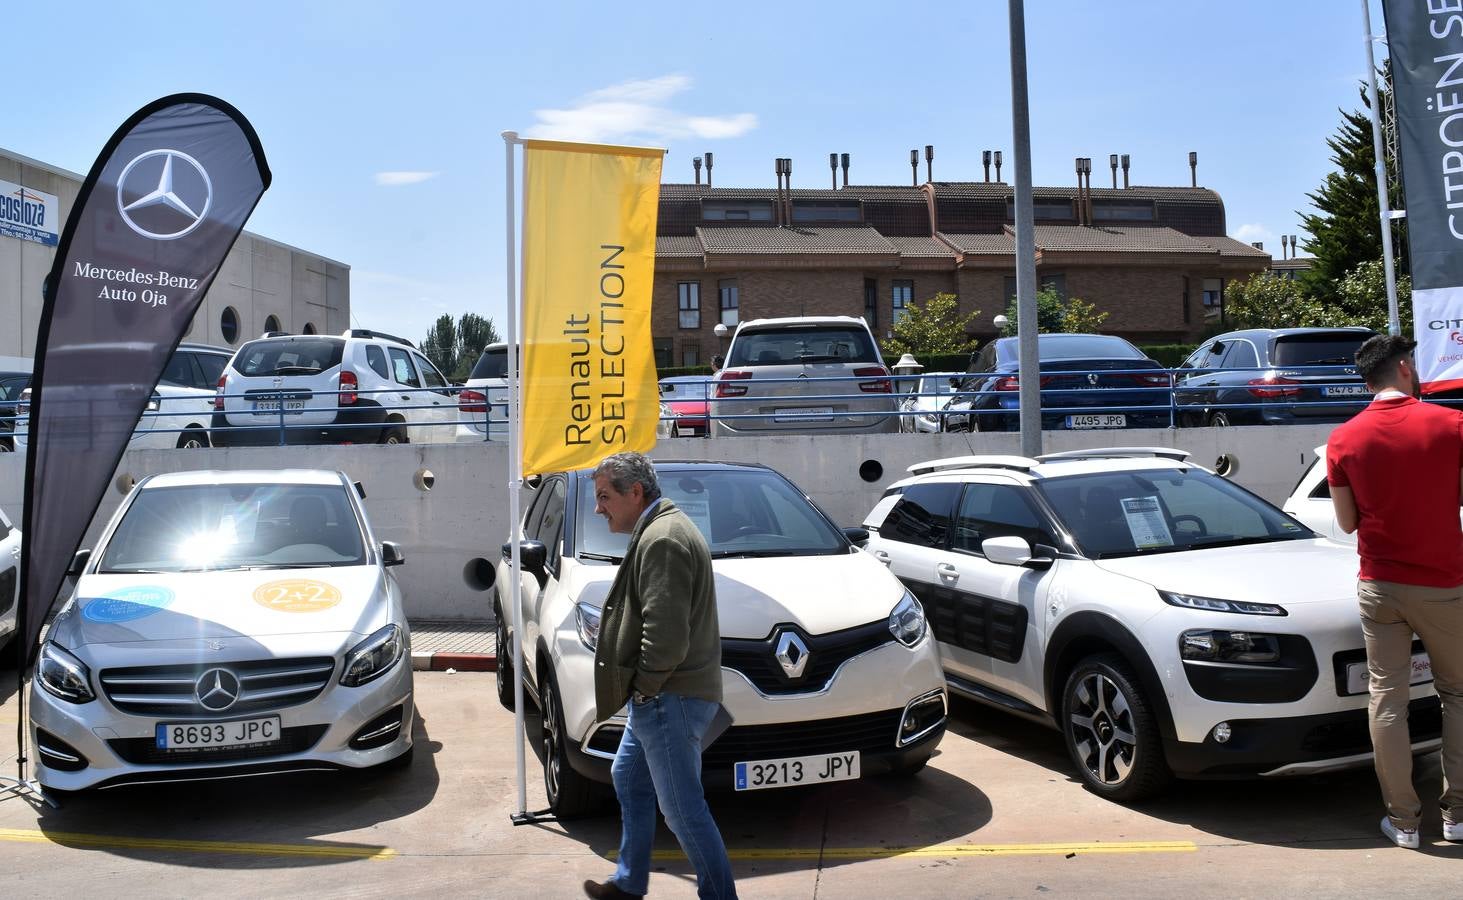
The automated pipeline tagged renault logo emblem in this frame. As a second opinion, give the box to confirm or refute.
[774,631,810,679]
[195,667,240,711]
[116,148,213,241]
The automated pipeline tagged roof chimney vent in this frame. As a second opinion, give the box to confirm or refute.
[909,149,919,186]
[830,152,838,189]
[693,156,703,185]
[1109,153,1118,189]
[1188,150,1198,188]
[1290,235,1298,257]
[704,151,714,188]
[925,144,934,183]
[840,152,850,188]
[994,151,1003,183]
[1120,153,1130,189]
[1251,241,1264,251]
[982,150,992,183]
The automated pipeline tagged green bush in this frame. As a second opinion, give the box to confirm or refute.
[1137,344,1198,368]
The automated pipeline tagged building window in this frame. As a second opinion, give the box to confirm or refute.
[1092,201,1155,223]
[220,306,239,345]
[718,279,738,327]
[678,282,701,329]
[682,343,700,367]
[864,278,878,328]
[264,314,282,333]
[1007,198,1076,222]
[1003,273,1066,301]
[791,202,862,224]
[892,280,913,323]
[703,201,773,222]
[1183,276,1191,324]
[1202,278,1223,307]
[653,338,673,369]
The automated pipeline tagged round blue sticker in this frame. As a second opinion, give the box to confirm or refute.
[81,586,176,624]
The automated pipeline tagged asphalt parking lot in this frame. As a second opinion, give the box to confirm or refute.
[0,668,1459,898]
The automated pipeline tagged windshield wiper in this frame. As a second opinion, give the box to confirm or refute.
[1097,545,1191,559]
[712,549,800,559]
[1184,535,1294,551]
[798,354,840,363]
[1303,356,1354,366]
[271,365,321,375]
[578,552,624,563]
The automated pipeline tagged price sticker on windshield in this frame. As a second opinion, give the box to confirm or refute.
[253,579,342,613]
[1121,496,1174,549]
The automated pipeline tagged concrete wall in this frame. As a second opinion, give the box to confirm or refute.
[0,425,1333,622]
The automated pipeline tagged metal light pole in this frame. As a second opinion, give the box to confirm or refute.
[1008,0,1041,457]
[1361,0,1402,336]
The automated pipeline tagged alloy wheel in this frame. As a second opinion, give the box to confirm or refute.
[1067,672,1138,786]
[541,679,563,804]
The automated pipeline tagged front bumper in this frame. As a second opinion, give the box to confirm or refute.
[29,652,415,791]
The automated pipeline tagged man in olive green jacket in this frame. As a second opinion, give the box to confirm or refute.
[584,452,736,900]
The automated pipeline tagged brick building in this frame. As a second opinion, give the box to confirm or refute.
[652,167,1269,368]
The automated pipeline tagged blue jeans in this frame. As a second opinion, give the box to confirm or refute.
[611,692,736,899]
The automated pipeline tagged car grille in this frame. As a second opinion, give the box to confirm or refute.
[99,657,337,717]
[702,708,904,769]
[108,724,329,765]
[721,620,893,696]
[0,564,14,616]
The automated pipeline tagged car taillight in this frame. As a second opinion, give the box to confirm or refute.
[1130,372,1173,387]
[1246,373,1301,398]
[715,371,752,397]
[992,375,1052,391]
[854,366,892,393]
[339,370,358,406]
[213,375,226,411]
[459,389,487,413]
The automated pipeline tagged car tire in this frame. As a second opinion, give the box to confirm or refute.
[380,424,408,445]
[539,664,603,820]
[176,429,209,450]
[1206,411,1232,428]
[1060,653,1172,802]
[494,603,515,711]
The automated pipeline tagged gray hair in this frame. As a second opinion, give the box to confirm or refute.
[593,452,661,503]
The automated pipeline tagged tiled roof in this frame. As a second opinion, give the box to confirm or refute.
[1270,256,1314,269]
[1025,225,1215,253]
[887,236,956,258]
[661,185,850,201]
[695,225,897,254]
[937,232,1015,254]
[929,182,1222,204]
[1195,235,1273,258]
[656,236,704,258]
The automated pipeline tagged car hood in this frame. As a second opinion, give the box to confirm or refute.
[1093,539,1358,605]
[568,551,903,638]
[51,567,392,650]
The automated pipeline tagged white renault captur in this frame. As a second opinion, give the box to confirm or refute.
[30,469,414,793]
[864,448,1440,802]
[482,461,947,818]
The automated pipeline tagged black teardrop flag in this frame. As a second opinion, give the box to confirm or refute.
[17,95,270,668]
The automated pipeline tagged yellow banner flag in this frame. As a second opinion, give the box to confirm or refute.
[521,139,663,476]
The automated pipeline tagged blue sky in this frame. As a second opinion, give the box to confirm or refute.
[6,1,1379,345]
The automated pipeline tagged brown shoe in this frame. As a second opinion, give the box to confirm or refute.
[583,879,643,900]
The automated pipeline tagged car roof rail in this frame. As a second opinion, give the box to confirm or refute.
[260,330,292,339]
[343,328,416,349]
[906,455,1039,476]
[1035,447,1191,463]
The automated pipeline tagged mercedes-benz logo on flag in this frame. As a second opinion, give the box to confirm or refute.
[116,148,214,241]
[774,631,810,679]
[195,667,241,711]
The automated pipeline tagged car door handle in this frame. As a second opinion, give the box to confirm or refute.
[400,395,412,401]
[936,563,959,580]
[872,550,891,565]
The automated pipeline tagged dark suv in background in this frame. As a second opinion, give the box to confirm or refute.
[1173,327,1376,427]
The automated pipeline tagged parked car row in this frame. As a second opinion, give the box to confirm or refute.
[487,448,1440,817]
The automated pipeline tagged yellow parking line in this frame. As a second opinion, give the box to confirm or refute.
[0,828,395,860]
[623,840,1197,861]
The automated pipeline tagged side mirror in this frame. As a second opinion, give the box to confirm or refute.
[67,548,91,577]
[843,526,870,548]
[381,541,405,567]
[501,540,549,587]
[981,536,1054,570]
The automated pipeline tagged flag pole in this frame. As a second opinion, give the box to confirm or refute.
[502,130,533,823]
[1361,0,1401,336]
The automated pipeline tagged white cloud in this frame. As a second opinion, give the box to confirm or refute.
[373,171,439,187]
[1233,223,1275,246]
[526,75,758,144]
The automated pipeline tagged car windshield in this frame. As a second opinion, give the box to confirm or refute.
[99,483,366,573]
[470,347,513,380]
[727,326,878,366]
[235,338,345,376]
[1035,467,1315,559]
[576,468,848,560]
[659,379,711,400]
[1272,334,1370,367]
[998,335,1145,363]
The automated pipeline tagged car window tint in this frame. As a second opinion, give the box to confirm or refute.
[522,482,550,541]
[727,326,878,366]
[1273,334,1370,367]
[534,478,567,568]
[414,354,450,391]
[365,345,390,380]
[1220,341,1258,369]
[1036,335,1146,359]
[879,482,959,547]
[235,339,345,376]
[388,348,420,387]
[159,352,195,388]
[194,353,228,388]
[952,483,1052,554]
[470,347,511,379]
[1308,477,1331,500]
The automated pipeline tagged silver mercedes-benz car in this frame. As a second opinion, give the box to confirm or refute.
[29,469,414,792]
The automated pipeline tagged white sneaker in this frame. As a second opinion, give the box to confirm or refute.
[1444,820,1462,842]
[1381,816,1420,849]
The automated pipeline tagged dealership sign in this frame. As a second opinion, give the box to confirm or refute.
[0,179,59,246]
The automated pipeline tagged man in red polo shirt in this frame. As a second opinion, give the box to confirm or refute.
[1328,334,1463,849]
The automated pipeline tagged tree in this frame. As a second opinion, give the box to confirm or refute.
[999,287,1105,335]
[881,292,982,357]
[1222,273,1334,329]
[453,312,501,381]
[422,314,457,376]
[1299,82,1408,299]
[1334,258,1412,334]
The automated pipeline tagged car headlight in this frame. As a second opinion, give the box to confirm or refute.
[38,643,95,703]
[341,624,404,687]
[1180,629,1282,664]
[889,591,927,647]
[575,601,602,651]
[1159,590,1286,617]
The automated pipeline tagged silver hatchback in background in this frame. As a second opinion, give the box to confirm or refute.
[709,316,896,436]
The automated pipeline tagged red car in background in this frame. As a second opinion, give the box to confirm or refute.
[659,375,712,437]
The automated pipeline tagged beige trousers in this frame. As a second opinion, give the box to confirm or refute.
[1357,579,1463,830]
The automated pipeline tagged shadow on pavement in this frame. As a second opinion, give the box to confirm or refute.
[947,695,1463,856]
[27,710,441,868]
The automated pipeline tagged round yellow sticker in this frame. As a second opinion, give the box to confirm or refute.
[253,579,342,613]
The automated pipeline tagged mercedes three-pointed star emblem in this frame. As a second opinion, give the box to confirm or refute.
[195,667,240,712]
[116,148,213,241]
[774,631,810,679]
